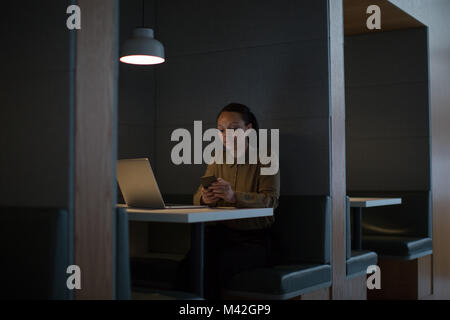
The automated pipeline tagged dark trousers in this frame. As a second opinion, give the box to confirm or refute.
[176,224,272,300]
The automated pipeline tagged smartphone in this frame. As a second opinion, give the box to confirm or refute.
[200,175,217,188]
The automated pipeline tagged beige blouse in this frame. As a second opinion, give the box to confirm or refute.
[193,162,280,230]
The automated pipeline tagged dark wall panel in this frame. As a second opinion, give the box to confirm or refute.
[118,0,156,160]
[118,0,160,256]
[157,0,327,56]
[0,1,73,73]
[154,0,331,196]
[119,68,156,125]
[0,0,73,207]
[118,124,154,159]
[265,118,330,195]
[156,117,330,195]
[156,40,329,126]
[347,138,430,190]
[154,123,215,195]
[390,0,450,300]
[344,28,428,86]
[346,82,429,139]
[345,27,430,191]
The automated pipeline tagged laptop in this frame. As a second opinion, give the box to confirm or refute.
[117,158,206,209]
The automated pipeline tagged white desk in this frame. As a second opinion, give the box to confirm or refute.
[349,197,402,208]
[121,204,273,298]
[125,206,273,223]
[349,197,402,250]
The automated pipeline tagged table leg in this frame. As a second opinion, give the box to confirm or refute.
[352,207,363,250]
[190,223,204,298]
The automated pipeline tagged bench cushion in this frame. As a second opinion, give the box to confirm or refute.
[362,235,432,260]
[116,207,132,299]
[0,207,70,299]
[346,250,378,279]
[132,288,203,300]
[271,196,331,264]
[348,191,431,238]
[226,264,331,299]
[130,253,185,289]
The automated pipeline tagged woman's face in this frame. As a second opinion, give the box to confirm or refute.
[217,111,252,151]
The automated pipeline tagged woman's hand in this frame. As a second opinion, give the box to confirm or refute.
[201,187,219,205]
[209,178,236,203]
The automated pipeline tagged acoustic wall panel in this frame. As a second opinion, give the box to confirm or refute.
[118,0,157,159]
[347,137,430,190]
[0,1,73,207]
[346,82,429,139]
[345,27,430,191]
[0,0,74,74]
[156,40,330,126]
[154,0,331,196]
[157,0,327,56]
[344,28,428,87]
[155,117,330,196]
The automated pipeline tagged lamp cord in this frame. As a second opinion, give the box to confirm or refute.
[142,0,145,27]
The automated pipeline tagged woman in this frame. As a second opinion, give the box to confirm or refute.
[192,102,280,299]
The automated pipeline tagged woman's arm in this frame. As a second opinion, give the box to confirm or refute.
[234,169,280,208]
[193,164,218,205]
[210,166,280,209]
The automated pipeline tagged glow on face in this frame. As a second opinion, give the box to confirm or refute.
[217,111,252,150]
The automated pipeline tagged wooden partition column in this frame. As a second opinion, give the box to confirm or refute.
[74,0,119,299]
[388,0,450,300]
[328,0,347,300]
[330,0,432,301]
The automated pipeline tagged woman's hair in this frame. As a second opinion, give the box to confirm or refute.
[217,102,259,131]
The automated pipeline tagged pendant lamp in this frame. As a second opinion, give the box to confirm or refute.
[120,1,165,65]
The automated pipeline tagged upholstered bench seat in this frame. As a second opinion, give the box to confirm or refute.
[0,207,71,299]
[132,287,203,300]
[345,197,378,279]
[346,250,378,279]
[225,264,331,300]
[362,235,432,260]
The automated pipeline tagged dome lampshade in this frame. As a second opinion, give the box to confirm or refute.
[120,28,165,65]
